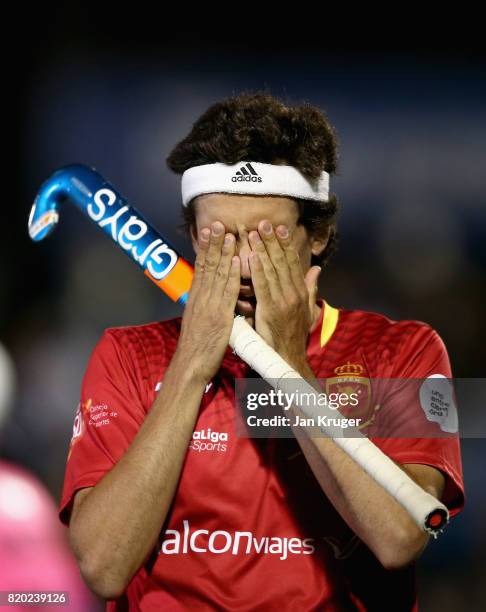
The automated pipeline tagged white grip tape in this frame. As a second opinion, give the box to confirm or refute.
[229,316,449,533]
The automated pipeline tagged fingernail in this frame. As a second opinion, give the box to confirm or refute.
[224,234,233,246]
[250,231,262,243]
[212,223,223,236]
[277,226,288,239]
[201,228,210,241]
[262,221,272,235]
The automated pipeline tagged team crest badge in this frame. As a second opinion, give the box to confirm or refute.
[325,363,376,429]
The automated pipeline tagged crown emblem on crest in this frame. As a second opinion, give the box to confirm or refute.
[334,362,365,376]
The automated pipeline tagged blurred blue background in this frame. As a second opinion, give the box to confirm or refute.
[1,9,485,610]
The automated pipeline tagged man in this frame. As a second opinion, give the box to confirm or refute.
[59,93,464,610]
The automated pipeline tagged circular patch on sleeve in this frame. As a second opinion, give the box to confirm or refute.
[419,374,458,433]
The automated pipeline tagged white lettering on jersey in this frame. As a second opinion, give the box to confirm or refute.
[189,428,229,453]
[159,520,315,560]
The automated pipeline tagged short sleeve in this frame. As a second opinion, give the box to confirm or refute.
[372,324,465,518]
[58,330,145,526]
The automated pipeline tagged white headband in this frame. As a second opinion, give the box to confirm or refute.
[181,161,329,207]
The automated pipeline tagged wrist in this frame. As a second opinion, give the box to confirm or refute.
[170,344,212,388]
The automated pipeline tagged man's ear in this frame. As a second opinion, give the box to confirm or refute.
[310,226,331,257]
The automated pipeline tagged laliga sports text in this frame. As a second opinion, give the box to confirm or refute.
[189,428,228,453]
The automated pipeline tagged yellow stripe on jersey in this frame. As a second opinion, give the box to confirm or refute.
[320,301,339,348]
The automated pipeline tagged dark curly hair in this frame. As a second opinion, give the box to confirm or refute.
[167,92,340,267]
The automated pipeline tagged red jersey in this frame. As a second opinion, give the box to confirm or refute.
[59,298,464,611]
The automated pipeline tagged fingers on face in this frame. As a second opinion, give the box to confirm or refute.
[275,224,308,298]
[186,227,210,308]
[222,256,241,307]
[190,217,310,310]
[212,232,237,296]
[248,230,281,298]
[203,221,226,278]
[248,250,271,303]
[250,220,306,301]
[249,230,283,300]
[193,222,240,307]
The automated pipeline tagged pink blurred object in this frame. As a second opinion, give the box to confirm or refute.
[0,460,100,611]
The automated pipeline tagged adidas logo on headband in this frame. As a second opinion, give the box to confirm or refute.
[232,162,262,183]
